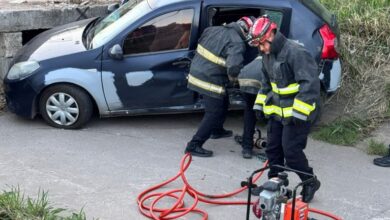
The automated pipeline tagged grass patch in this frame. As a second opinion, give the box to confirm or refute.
[0,187,87,220]
[385,83,390,118]
[312,0,390,146]
[311,118,365,145]
[367,139,389,156]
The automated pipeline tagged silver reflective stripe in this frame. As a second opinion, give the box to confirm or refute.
[188,74,225,94]
[253,104,263,111]
[292,111,308,121]
[238,79,262,89]
[196,44,226,67]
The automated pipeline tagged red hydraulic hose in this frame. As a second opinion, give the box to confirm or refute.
[309,208,343,220]
[137,153,342,220]
[137,153,268,219]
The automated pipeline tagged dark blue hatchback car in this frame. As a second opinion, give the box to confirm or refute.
[3,0,341,129]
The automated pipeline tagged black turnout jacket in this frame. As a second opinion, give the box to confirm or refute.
[187,22,246,99]
[253,31,320,123]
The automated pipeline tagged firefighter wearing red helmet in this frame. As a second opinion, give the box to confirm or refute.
[185,17,255,157]
[250,16,321,202]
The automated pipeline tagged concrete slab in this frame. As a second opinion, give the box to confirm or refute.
[0,112,389,220]
[0,5,111,32]
[0,57,12,79]
[0,32,22,57]
[0,0,117,78]
[0,0,117,11]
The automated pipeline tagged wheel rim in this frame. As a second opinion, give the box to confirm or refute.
[46,92,79,126]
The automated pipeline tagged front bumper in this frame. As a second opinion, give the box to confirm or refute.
[3,79,38,118]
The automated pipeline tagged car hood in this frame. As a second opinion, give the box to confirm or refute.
[13,18,96,63]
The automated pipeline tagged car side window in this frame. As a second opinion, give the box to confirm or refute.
[123,9,194,55]
[207,7,283,31]
[265,10,283,28]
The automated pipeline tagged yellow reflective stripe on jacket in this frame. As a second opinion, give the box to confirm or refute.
[188,74,225,95]
[255,94,267,105]
[197,44,226,67]
[271,82,300,95]
[283,107,293,117]
[263,105,292,117]
[293,98,316,116]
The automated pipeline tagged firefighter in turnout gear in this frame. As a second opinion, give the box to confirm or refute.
[185,17,254,157]
[237,56,264,159]
[250,16,321,202]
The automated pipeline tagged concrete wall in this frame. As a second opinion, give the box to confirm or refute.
[0,32,22,80]
[0,3,113,79]
[0,5,110,32]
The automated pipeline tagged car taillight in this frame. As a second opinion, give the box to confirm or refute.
[319,24,339,59]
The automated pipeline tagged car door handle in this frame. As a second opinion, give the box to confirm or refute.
[172,58,191,67]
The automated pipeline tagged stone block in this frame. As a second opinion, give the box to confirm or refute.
[0,32,23,58]
[0,57,13,80]
[0,5,110,32]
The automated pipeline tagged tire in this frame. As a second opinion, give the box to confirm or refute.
[39,84,93,129]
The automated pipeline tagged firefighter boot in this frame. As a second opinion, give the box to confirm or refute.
[184,142,213,157]
[210,129,233,139]
[301,179,321,203]
[373,145,390,167]
[373,155,390,167]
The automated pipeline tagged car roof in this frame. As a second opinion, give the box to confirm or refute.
[147,0,295,10]
[147,0,197,9]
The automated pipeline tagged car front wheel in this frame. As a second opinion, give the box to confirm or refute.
[39,84,93,129]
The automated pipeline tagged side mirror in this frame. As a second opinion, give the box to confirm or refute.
[107,3,120,14]
[108,44,124,60]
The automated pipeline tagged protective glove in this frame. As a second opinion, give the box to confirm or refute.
[228,75,239,86]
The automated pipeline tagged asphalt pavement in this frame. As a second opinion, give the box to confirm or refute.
[0,111,389,220]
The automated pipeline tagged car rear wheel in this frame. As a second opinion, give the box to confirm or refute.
[39,84,93,129]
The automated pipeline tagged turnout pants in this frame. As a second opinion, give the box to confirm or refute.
[242,93,257,151]
[266,118,314,181]
[189,95,229,146]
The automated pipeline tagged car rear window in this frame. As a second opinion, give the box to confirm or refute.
[208,7,283,30]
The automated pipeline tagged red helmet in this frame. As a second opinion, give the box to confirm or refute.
[249,15,277,47]
[237,16,255,35]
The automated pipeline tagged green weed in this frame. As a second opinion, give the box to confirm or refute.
[311,118,365,145]
[313,0,390,147]
[367,139,389,156]
[0,187,86,220]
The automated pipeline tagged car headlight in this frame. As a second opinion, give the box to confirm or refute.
[6,61,40,80]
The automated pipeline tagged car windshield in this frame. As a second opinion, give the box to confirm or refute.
[89,0,152,49]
